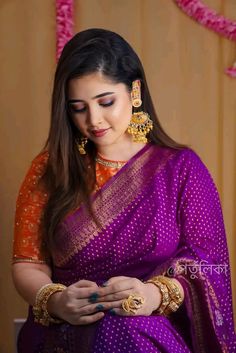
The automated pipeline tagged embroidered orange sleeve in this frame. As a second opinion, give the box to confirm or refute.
[13,151,49,264]
[13,152,123,264]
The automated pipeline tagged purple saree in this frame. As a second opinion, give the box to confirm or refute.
[18,144,236,353]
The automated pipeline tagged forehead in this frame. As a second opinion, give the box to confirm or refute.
[68,72,126,99]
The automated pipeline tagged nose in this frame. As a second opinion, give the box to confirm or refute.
[87,105,102,127]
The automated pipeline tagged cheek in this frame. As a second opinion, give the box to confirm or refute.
[72,116,87,132]
[109,102,132,125]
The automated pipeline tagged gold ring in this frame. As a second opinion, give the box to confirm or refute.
[121,294,145,315]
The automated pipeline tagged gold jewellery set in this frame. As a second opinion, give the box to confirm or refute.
[76,80,153,154]
[32,276,184,326]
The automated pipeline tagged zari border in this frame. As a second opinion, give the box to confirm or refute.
[54,145,176,266]
[172,258,228,353]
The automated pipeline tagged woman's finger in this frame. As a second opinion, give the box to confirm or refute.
[103,276,132,286]
[98,289,131,302]
[97,279,136,297]
[107,305,146,317]
[78,300,122,316]
[107,307,132,317]
[66,285,100,301]
[73,280,99,288]
[77,311,105,325]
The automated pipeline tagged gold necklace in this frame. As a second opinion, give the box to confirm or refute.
[95,156,127,169]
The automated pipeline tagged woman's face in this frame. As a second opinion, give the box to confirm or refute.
[68,72,133,148]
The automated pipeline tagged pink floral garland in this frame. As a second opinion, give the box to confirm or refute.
[174,0,236,77]
[56,0,74,61]
[55,0,236,76]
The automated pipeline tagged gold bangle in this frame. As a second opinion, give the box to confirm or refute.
[33,283,66,326]
[156,276,183,306]
[155,276,184,315]
[164,300,180,316]
[145,278,171,314]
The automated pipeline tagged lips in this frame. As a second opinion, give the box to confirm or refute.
[91,128,110,137]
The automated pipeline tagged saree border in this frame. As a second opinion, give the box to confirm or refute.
[54,145,177,266]
[173,258,228,353]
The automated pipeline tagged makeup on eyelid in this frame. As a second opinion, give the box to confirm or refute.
[69,100,114,113]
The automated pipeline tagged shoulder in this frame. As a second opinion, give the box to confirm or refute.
[165,147,218,196]
[173,147,211,179]
[154,145,210,174]
[151,145,215,186]
[18,150,49,195]
[30,150,49,172]
[24,150,49,181]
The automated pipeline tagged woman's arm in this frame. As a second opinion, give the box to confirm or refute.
[12,262,52,306]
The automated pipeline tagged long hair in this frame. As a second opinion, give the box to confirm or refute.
[41,28,187,258]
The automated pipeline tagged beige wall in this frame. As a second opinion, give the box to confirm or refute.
[0,1,235,352]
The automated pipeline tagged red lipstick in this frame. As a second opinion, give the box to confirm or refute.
[91,128,110,137]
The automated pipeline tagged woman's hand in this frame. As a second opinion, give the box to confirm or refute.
[47,279,107,325]
[96,276,162,316]
[47,276,163,324]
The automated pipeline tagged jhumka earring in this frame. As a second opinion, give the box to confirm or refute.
[76,137,88,155]
[127,80,153,143]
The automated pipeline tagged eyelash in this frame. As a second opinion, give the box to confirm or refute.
[70,101,114,113]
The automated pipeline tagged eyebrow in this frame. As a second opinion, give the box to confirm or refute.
[68,92,115,103]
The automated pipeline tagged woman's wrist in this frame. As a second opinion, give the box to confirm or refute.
[145,282,162,313]
[33,283,66,326]
[47,291,63,318]
[145,275,184,316]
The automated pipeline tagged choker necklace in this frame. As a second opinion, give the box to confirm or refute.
[95,155,127,169]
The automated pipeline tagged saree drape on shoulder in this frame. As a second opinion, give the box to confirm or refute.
[17,144,236,353]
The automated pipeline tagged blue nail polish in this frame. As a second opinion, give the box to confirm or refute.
[108,309,116,316]
[88,292,99,303]
[96,304,104,311]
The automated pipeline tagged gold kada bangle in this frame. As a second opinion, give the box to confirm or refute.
[33,283,66,326]
[145,278,170,314]
[145,276,183,316]
[156,276,183,315]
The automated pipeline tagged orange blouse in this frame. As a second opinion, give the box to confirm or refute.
[12,152,126,264]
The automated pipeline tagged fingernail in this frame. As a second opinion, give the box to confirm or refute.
[108,309,116,316]
[88,292,99,303]
[96,304,104,311]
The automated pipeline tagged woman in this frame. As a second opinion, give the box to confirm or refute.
[12,28,236,353]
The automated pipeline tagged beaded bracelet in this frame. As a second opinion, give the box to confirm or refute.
[33,283,66,326]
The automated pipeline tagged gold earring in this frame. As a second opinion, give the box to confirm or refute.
[128,80,153,143]
[76,137,88,155]
[131,80,142,108]
[127,112,153,143]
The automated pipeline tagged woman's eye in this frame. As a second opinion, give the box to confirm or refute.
[100,101,114,107]
[69,100,114,113]
[70,105,86,113]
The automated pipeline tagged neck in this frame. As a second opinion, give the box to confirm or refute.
[96,139,147,161]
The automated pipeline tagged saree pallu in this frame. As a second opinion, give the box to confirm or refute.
[18,144,236,353]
